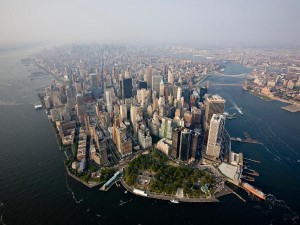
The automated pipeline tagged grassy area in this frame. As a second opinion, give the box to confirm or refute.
[99,167,116,183]
[124,149,215,197]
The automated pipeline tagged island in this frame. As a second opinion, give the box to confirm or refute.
[25,43,268,204]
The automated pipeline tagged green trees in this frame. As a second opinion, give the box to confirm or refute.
[99,168,115,183]
[71,143,77,160]
[124,150,215,197]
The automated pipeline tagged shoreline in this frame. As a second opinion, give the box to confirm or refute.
[119,178,239,203]
[245,88,300,112]
[66,166,101,188]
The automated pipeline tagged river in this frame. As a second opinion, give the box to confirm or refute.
[0,49,299,225]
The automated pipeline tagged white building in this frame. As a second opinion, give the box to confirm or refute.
[206,114,225,158]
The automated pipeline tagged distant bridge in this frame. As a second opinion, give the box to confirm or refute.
[213,71,248,78]
[209,83,244,86]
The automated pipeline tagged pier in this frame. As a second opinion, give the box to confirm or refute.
[244,158,260,164]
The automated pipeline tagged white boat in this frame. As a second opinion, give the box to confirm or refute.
[170,199,179,203]
[34,104,43,110]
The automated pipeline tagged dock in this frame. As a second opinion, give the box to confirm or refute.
[244,158,260,164]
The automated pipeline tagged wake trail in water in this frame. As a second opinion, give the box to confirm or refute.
[278,138,299,157]
[65,173,83,204]
[265,194,299,225]
[226,96,243,115]
[119,199,132,206]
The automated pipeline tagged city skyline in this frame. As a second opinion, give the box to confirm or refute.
[1,0,300,47]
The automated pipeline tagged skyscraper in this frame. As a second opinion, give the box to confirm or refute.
[120,78,133,99]
[199,86,208,102]
[152,75,163,98]
[204,94,226,130]
[171,127,182,159]
[144,66,153,88]
[206,114,225,158]
[190,131,202,160]
[179,128,191,161]
[168,68,174,84]
[90,73,99,99]
[159,79,165,97]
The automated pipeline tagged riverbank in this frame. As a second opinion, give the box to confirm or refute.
[245,88,300,112]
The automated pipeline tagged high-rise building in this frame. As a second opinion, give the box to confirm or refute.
[113,119,132,156]
[159,79,165,97]
[206,114,225,158]
[171,127,182,159]
[159,117,173,139]
[90,73,99,99]
[105,90,112,113]
[204,94,226,130]
[190,131,202,160]
[191,107,202,129]
[179,128,191,161]
[199,86,208,102]
[120,78,133,99]
[137,80,147,90]
[144,66,153,88]
[152,75,163,98]
[75,93,85,117]
[138,124,152,149]
[168,68,174,84]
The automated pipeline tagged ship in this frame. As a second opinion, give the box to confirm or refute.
[230,137,242,142]
[170,199,179,203]
[241,182,266,200]
[34,104,43,110]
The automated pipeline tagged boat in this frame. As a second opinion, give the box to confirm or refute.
[170,199,179,203]
[34,104,43,110]
[230,137,242,142]
[241,182,266,200]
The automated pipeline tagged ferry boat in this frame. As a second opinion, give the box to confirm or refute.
[170,199,179,203]
[241,182,266,200]
[34,104,43,110]
[230,137,242,142]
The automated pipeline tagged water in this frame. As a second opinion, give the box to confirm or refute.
[0,50,299,225]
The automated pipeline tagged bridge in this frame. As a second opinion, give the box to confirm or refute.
[212,71,248,78]
[209,83,244,86]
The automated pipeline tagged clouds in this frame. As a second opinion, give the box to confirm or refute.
[0,0,299,47]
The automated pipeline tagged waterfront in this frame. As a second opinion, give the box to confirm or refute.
[0,49,300,225]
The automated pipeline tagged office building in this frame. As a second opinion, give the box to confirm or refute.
[206,114,225,158]
[120,78,133,99]
[179,128,191,161]
[152,75,163,98]
[204,94,226,130]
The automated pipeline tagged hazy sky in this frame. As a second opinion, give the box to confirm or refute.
[1,0,300,47]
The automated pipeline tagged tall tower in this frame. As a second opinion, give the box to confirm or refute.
[120,78,133,99]
[204,94,226,130]
[179,128,191,161]
[90,73,99,99]
[206,114,225,158]
[144,66,153,88]
[159,79,165,97]
[168,68,174,84]
[152,75,163,98]
[171,127,182,159]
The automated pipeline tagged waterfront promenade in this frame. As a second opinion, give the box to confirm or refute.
[120,179,220,203]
